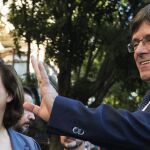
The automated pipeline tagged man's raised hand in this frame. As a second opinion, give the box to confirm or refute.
[23,56,58,122]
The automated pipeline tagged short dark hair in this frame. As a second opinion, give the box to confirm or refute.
[0,64,24,128]
[130,4,150,37]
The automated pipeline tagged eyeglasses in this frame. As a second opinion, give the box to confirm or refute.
[127,34,150,53]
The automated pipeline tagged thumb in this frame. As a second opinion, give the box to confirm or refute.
[23,102,40,116]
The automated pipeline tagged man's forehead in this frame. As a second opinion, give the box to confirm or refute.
[132,21,150,39]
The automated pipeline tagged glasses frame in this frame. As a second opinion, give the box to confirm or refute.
[127,34,150,53]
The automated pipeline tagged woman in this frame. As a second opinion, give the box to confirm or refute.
[0,64,40,150]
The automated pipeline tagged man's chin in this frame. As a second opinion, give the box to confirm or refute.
[63,140,83,149]
[21,126,29,134]
[140,74,150,82]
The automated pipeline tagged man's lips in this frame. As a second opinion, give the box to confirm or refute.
[139,60,150,65]
[64,137,76,143]
[23,123,30,128]
[137,59,150,72]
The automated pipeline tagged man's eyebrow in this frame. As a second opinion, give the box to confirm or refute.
[132,34,150,41]
[132,36,140,42]
[131,38,139,42]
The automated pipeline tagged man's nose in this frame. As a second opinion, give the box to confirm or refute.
[28,112,35,120]
[135,42,147,54]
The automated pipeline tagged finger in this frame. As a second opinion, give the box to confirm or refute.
[38,62,49,80]
[31,56,41,80]
[23,102,40,116]
[33,105,41,116]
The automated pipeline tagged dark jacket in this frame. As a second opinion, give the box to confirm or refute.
[47,96,150,150]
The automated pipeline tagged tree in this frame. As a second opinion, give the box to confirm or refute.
[7,0,150,150]
[9,0,48,80]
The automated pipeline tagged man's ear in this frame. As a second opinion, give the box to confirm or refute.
[6,94,13,103]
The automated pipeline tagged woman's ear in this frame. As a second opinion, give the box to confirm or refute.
[6,94,13,103]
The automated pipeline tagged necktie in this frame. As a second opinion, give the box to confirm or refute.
[137,91,150,112]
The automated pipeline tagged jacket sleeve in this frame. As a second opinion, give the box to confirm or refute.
[47,96,150,149]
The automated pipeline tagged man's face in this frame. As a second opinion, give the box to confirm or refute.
[133,21,150,82]
[15,93,35,134]
[60,136,83,149]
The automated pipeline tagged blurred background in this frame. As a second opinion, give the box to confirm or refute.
[1,0,150,149]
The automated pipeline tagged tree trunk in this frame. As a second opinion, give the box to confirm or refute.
[58,59,71,96]
[91,56,117,106]
[49,59,72,150]
[27,41,31,74]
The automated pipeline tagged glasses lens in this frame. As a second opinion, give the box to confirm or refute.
[144,35,150,43]
[128,35,150,53]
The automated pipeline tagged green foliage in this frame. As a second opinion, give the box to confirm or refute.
[8,0,150,110]
[104,80,149,111]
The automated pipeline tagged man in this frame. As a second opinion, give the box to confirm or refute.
[60,136,100,150]
[14,86,35,134]
[24,4,150,150]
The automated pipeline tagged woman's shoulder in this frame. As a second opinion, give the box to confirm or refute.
[8,128,41,150]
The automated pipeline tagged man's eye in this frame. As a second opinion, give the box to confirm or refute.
[145,35,150,42]
[133,42,139,48]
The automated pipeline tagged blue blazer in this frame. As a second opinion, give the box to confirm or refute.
[47,96,150,150]
[8,128,41,150]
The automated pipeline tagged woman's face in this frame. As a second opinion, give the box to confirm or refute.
[0,74,12,113]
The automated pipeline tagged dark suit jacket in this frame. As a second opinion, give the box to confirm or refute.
[47,96,150,150]
[8,128,41,150]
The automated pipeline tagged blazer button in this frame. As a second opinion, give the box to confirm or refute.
[72,127,84,135]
